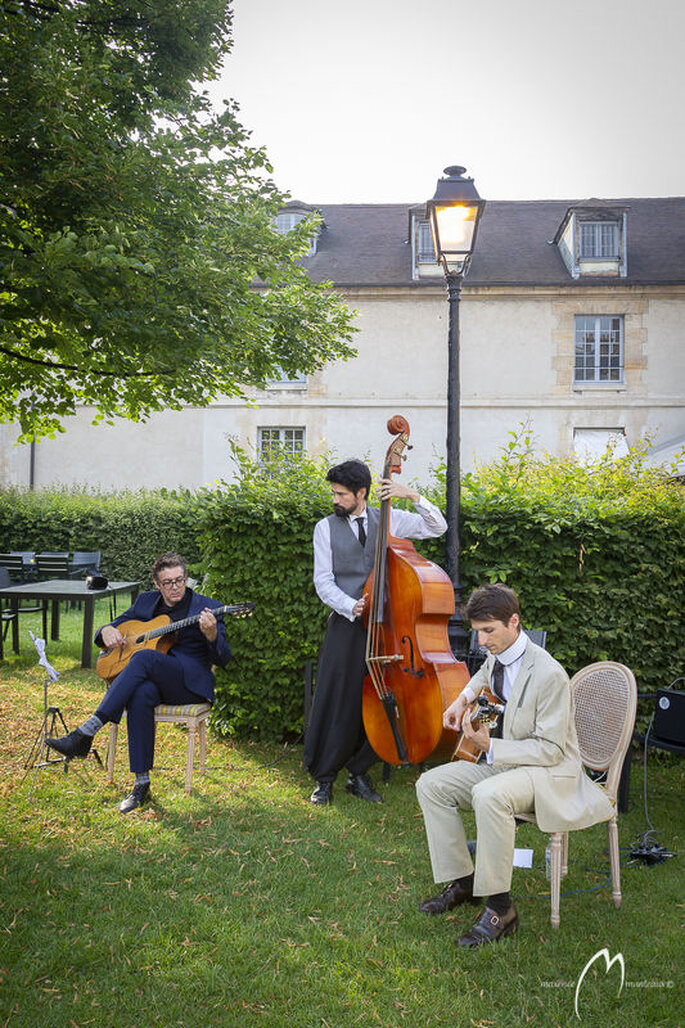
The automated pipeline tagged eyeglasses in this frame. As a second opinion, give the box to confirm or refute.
[158,576,186,590]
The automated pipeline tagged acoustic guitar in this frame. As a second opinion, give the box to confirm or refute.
[451,690,505,763]
[96,602,254,681]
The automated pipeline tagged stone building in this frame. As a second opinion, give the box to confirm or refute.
[2,195,684,489]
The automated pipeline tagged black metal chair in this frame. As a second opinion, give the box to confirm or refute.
[0,566,49,659]
[11,551,37,581]
[0,553,27,583]
[35,553,70,579]
[69,550,101,578]
[67,551,102,608]
[466,626,548,674]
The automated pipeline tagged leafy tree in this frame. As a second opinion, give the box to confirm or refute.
[0,0,355,440]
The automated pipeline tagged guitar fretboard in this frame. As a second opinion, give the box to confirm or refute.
[135,603,254,643]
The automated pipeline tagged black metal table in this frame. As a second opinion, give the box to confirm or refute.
[0,579,139,668]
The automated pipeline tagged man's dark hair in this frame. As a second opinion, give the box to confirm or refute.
[152,552,187,581]
[326,459,372,498]
[465,583,520,624]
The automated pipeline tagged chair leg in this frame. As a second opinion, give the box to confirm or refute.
[561,832,569,879]
[198,719,207,775]
[608,817,622,908]
[185,719,197,794]
[107,723,118,784]
[549,832,563,929]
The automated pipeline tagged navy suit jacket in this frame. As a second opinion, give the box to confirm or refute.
[95,589,232,703]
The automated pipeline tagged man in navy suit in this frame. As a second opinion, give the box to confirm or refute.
[47,552,232,812]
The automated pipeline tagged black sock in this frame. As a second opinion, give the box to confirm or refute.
[456,873,474,891]
[486,891,511,915]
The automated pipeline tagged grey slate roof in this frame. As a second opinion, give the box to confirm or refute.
[301,197,685,287]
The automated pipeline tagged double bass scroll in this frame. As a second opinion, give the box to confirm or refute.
[361,415,471,767]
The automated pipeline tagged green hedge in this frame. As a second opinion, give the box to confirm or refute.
[199,450,333,738]
[0,487,203,588]
[2,434,683,741]
[203,439,684,740]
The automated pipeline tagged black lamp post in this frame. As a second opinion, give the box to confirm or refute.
[425,165,485,657]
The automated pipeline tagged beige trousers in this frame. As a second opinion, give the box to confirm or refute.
[416,761,537,897]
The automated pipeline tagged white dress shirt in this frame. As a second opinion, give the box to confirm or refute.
[313,495,447,621]
[463,629,529,763]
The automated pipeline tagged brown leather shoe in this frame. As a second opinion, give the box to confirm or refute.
[419,879,478,914]
[456,903,519,947]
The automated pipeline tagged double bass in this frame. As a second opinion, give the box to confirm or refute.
[361,415,471,766]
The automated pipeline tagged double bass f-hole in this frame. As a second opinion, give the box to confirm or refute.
[401,635,425,679]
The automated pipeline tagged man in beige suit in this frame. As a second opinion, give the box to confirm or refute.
[416,583,614,948]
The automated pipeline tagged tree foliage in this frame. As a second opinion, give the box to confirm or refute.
[0,0,356,440]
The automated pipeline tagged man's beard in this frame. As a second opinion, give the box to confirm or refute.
[333,504,349,518]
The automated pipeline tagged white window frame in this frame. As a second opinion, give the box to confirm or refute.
[574,315,624,384]
[275,211,317,256]
[416,219,436,263]
[579,221,619,259]
[258,427,306,458]
[264,368,307,390]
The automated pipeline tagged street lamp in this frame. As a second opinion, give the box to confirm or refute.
[425,165,485,657]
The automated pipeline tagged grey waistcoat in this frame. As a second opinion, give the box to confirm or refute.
[328,507,380,599]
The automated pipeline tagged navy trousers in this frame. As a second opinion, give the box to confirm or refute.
[96,650,203,773]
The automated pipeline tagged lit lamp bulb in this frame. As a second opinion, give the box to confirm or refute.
[433,204,477,252]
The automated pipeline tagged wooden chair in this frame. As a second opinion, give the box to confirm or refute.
[106,702,212,794]
[517,660,637,928]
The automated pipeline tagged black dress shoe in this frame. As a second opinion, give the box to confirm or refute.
[456,903,519,947]
[419,878,478,914]
[310,781,333,805]
[46,728,93,759]
[345,772,383,803]
[119,782,150,814]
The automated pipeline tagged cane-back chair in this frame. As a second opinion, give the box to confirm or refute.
[517,660,637,928]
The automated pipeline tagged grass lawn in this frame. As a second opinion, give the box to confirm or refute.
[0,604,682,1027]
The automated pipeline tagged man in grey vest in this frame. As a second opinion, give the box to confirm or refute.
[304,459,447,805]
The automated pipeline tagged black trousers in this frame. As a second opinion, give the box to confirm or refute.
[303,613,377,783]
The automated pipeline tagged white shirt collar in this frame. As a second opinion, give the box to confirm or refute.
[498,629,528,667]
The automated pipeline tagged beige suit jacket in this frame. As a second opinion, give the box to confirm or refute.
[471,642,615,832]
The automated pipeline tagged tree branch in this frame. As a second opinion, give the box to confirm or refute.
[0,344,167,377]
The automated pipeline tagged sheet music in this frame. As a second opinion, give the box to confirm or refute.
[29,631,59,682]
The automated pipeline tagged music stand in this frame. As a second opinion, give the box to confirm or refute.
[23,632,101,795]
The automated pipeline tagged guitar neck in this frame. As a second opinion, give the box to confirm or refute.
[144,604,247,641]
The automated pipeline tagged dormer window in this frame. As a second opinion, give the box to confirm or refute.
[409,209,441,279]
[553,203,628,278]
[579,221,619,259]
[275,204,319,256]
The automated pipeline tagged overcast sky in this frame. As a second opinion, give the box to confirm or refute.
[207,0,684,205]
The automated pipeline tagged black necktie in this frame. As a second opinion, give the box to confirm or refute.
[491,658,505,701]
[355,517,366,548]
[489,659,505,739]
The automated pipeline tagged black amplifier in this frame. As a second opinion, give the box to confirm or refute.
[653,689,685,746]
